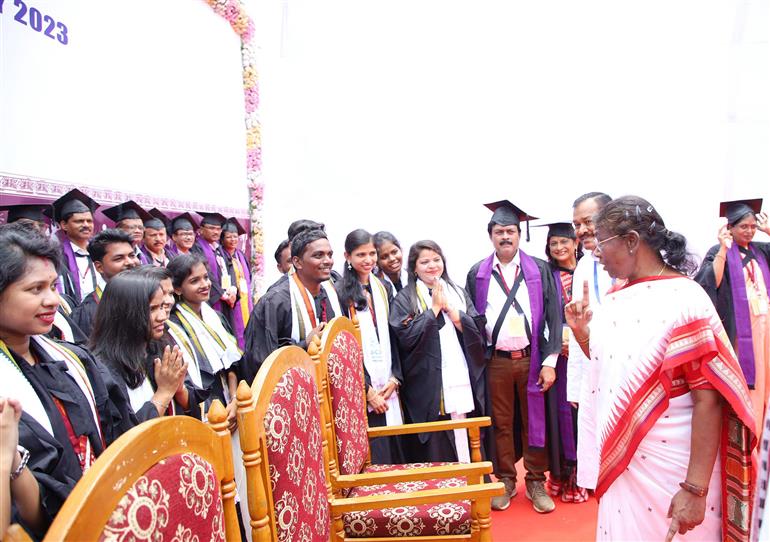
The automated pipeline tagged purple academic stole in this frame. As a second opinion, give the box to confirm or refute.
[56,230,81,300]
[195,237,222,311]
[551,268,576,461]
[473,250,547,448]
[229,249,253,349]
[726,243,770,387]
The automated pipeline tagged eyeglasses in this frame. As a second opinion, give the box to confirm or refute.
[595,233,621,247]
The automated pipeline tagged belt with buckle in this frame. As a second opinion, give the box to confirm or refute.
[494,346,531,360]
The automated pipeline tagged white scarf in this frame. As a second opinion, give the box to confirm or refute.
[166,320,203,389]
[289,277,343,343]
[358,274,403,426]
[127,377,155,413]
[31,335,103,442]
[415,277,474,462]
[53,310,75,342]
[0,339,54,436]
[177,303,240,401]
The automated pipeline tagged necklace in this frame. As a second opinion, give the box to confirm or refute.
[656,263,666,276]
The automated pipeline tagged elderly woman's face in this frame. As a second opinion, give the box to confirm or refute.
[594,226,634,280]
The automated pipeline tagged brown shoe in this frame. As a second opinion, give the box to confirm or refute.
[525,480,555,513]
[491,478,517,511]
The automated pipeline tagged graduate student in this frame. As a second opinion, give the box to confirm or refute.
[0,224,135,538]
[47,188,101,303]
[102,200,152,265]
[538,221,584,503]
[390,240,486,464]
[169,213,198,257]
[141,209,171,267]
[696,198,770,433]
[465,200,561,514]
[192,211,231,312]
[243,228,341,376]
[373,231,409,293]
[0,207,84,344]
[219,219,252,350]
[167,254,241,428]
[338,229,405,464]
[70,229,140,338]
[90,269,195,421]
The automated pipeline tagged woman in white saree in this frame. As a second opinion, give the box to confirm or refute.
[566,196,757,542]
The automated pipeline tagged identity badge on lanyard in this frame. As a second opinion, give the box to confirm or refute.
[507,313,527,338]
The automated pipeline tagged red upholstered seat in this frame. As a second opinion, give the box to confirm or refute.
[264,366,331,541]
[99,453,225,542]
[327,329,370,477]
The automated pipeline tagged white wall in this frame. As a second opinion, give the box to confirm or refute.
[0,0,247,208]
[3,1,769,291]
[250,0,770,289]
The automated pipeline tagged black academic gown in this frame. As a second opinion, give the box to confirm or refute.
[242,279,337,384]
[9,340,135,539]
[339,281,405,464]
[70,290,99,339]
[388,283,487,463]
[465,255,562,471]
[695,242,770,347]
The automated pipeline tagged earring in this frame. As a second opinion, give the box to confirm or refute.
[347,262,352,271]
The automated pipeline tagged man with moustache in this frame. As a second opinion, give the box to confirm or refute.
[141,209,172,267]
[466,200,562,514]
[47,189,101,303]
[192,212,234,312]
[71,229,140,337]
[102,200,152,265]
[565,192,612,408]
[243,228,341,378]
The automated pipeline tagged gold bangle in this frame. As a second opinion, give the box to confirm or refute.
[576,335,590,345]
[679,481,708,497]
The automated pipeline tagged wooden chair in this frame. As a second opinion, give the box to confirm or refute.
[2,525,32,542]
[236,345,503,541]
[44,401,241,541]
[312,316,492,482]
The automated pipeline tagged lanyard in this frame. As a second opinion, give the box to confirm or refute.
[496,263,519,294]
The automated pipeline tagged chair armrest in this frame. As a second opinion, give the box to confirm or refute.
[367,416,491,438]
[335,461,493,488]
[330,482,505,514]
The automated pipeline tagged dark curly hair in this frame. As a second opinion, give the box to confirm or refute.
[594,195,698,276]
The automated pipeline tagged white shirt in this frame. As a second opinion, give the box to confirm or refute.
[484,251,558,368]
[70,241,104,301]
[566,252,614,403]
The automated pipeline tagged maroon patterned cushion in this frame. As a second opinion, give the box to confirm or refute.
[100,453,225,542]
[327,330,369,476]
[265,366,330,541]
[343,465,471,538]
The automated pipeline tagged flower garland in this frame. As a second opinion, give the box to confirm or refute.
[204,0,264,300]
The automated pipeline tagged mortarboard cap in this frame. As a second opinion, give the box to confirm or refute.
[197,211,226,227]
[720,198,763,226]
[484,200,537,241]
[102,200,151,224]
[0,204,51,224]
[534,221,576,240]
[47,189,99,222]
[145,208,170,232]
[171,213,198,233]
[222,218,247,236]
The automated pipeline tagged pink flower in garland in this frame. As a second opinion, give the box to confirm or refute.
[244,87,259,113]
[247,148,261,170]
[224,3,240,22]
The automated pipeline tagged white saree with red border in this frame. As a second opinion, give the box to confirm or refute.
[578,275,756,541]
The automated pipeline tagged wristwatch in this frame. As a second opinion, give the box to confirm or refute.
[10,445,30,481]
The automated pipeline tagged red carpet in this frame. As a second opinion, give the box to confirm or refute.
[490,475,598,541]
